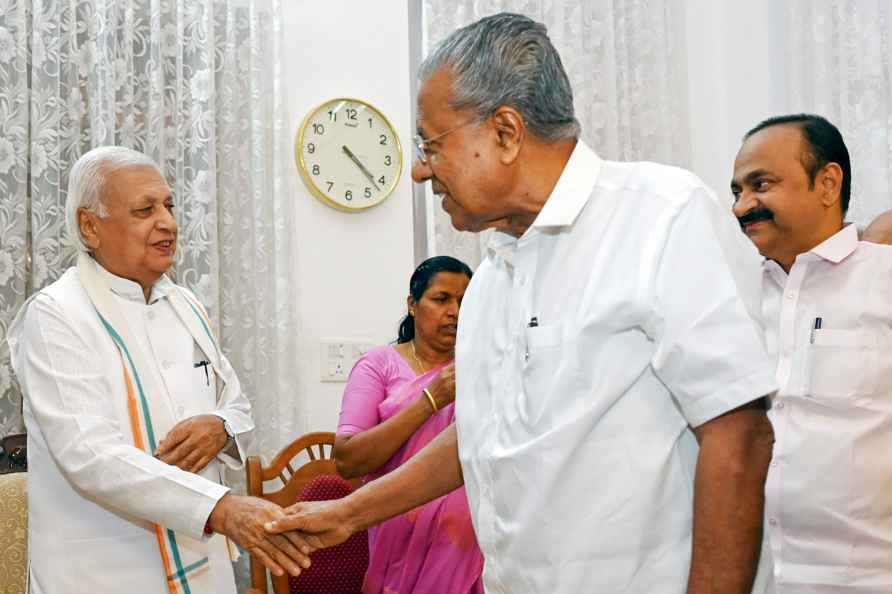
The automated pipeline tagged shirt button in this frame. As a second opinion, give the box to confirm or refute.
[776,401,785,410]
[786,293,795,300]
[768,518,778,526]
[771,460,779,467]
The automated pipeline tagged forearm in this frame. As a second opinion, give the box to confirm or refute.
[687,405,773,594]
[343,423,463,532]
[335,395,435,478]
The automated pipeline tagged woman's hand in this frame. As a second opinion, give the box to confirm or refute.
[426,363,456,409]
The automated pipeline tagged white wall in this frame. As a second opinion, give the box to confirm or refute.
[283,2,416,433]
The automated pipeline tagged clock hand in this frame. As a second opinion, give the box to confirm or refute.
[342,145,381,191]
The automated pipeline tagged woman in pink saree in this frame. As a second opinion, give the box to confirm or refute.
[334,256,483,594]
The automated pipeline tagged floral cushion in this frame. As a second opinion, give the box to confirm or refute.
[0,473,27,594]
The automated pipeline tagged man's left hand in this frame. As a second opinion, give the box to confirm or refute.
[156,414,228,473]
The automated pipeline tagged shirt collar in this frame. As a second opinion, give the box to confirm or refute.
[89,255,175,304]
[808,223,858,263]
[484,140,603,264]
[762,223,858,280]
[530,140,603,229]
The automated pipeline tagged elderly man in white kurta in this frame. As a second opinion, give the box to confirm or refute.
[267,13,778,594]
[732,114,892,594]
[7,147,308,594]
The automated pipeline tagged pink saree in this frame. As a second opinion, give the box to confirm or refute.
[338,346,483,594]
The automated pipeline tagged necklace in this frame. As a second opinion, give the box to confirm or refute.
[410,340,428,374]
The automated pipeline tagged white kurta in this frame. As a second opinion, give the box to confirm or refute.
[761,224,892,593]
[7,262,254,594]
[454,141,778,594]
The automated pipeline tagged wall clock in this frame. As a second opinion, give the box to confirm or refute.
[295,97,403,211]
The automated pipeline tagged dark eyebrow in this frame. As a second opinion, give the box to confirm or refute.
[731,168,773,190]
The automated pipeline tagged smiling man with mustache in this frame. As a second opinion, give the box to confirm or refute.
[732,114,892,594]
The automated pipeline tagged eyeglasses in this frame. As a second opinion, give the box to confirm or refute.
[413,119,478,164]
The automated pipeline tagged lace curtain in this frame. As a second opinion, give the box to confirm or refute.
[785,0,892,227]
[0,0,305,458]
[421,0,691,267]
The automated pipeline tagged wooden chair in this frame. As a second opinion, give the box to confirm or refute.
[246,432,366,594]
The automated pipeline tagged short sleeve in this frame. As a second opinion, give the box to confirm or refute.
[649,189,778,427]
[337,347,391,435]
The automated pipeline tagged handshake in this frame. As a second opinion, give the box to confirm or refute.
[208,493,354,577]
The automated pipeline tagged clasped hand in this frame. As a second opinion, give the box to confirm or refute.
[156,414,227,473]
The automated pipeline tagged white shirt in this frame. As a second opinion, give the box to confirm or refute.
[454,141,778,594]
[762,224,892,592]
[7,261,253,594]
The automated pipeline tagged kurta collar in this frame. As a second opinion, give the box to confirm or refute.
[88,254,175,304]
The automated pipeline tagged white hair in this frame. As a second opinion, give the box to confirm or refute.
[66,146,162,252]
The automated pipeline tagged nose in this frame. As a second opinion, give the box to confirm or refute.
[157,206,177,232]
[412,157,432,184]
[732,190,758,219]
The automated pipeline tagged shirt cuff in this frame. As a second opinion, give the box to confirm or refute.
[683,368,778,428]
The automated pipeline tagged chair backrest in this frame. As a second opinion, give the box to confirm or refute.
[0,472,28,594]
[246,432,366,594]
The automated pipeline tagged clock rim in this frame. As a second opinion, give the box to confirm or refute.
[295,96,404,212]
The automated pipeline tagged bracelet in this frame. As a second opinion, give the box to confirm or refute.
[423,388,439,413]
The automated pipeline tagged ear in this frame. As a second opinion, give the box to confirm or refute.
[406,294,416,316]
[490,106,525,165]
[77,208,101,250]
[819,162,843,209]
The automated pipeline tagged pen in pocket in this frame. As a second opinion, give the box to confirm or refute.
[194,360,210,385]
[810,317,822,344]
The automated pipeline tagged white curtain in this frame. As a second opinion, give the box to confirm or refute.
[421,0,691,267]
[0,0,305,461]
[785,0,892,227]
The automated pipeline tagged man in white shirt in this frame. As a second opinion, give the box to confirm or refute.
[269,13,777,594]
[7,146,308,594]
[731,114,892,593]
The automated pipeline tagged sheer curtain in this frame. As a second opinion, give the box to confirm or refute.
[421,0,691,267]
[0,0,304,458]
[785,0,892,226]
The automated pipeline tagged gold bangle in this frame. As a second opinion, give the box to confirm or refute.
[423,388,438,413]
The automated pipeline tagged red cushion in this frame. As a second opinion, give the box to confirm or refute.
[288,475,369,594]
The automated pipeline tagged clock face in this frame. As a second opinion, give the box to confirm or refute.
[296,98,403,211]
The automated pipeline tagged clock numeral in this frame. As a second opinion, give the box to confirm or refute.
[312,164,320,175]
[307,142,315,154]
[345,190,353,201]
[346,108,358,121]
[313,123,325,135]
[368,117,373,128]
[379,134,388,146]
[364,187,372,198]
[327,110,337,122]
[377,175,385,185]
[384,155,391,166]
[326,181,334,192]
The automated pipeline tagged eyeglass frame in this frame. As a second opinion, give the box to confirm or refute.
[412,118,481,164]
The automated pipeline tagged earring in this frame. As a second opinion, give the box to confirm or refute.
[409,310,415,317]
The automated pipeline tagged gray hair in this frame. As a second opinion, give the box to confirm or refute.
[419,12,580,141]
[66,146,161,252]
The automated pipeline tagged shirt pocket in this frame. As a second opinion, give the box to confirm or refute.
[520,322,582,427]
[808,329,878,402]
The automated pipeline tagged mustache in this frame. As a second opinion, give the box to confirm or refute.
[737,207,774,227]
